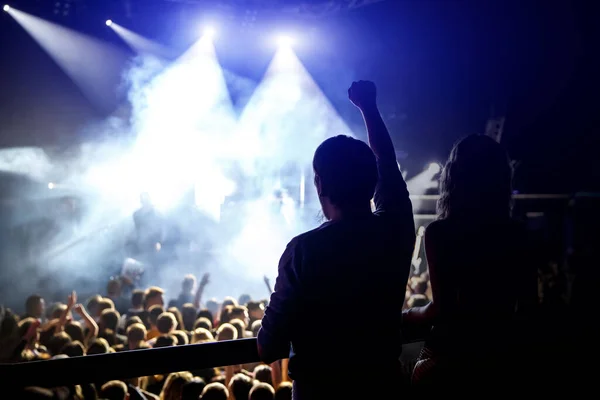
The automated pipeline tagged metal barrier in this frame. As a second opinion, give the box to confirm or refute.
[0,338,281,388]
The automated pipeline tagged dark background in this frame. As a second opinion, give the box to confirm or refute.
[0,0,598,193]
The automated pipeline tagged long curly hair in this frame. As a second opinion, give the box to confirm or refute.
[438,135,512,220]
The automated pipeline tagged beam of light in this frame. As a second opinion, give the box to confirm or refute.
[407,164,441,211]
[85,35,237,218]
[6,8,129,109]
[109,22,172,58]
[0,147,53,181]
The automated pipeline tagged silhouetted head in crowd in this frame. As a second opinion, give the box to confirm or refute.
[181,303,197,331]
[222,296,238,308]
[21,387,55,398]
[216,323,237,341]
[229,306,249,327]
[18,318,39,349]
[172,330,189,345]
[275,382,292,400]
[157,312,177,335]
[25,295,45,319]
[155,334,178,348]
[192,328,214,343]
[100,380,129,400]
[238,294,251,306]
[161,371,193,400]
[438,134,512,221]
[229,373,253,400]
[131,289,145,310]
[167,307,184,330]
[64,321,85,343]
[144,287,165,310]
[250,382,275,400]
[98,298,115,315]
[194,317,212,331]
[148,305,165,328]
[126,323,147,350]
[140,192,152,208]
[61,340,85,357]
[313,135,378,221]
[254,364,273,386]
[50,303,67,320]
[247,301,265,323]
[47,332,71,356]
[86,295,102,318]
[230,319,246,340]
[87,337,110,355]
[182,274,196,293]
[182,377,206,400]
[125,315,143,330]
[100,309,120,332]
[197,308,214,324]
[201,382,229,400]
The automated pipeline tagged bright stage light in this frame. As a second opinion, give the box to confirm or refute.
[3,5,10,12]
[428,163,442,174]
[48,182,55,189]
[105,19,113,27]
[203,26,216,39]
[277,35,294,47]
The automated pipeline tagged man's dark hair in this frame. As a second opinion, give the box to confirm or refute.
[313,135,378,211]
[229,319,245,340]
[251,320,262,337]
[25,295,43,317]
[98,298,115,314]
[47,332,72,356]
[246,301,264,313]
[156,312,177,334]
[201,382,229,400]
[125,315,143,329]
[182,378,206,400]
[100,309,121,332]
[60,341,85,357]
[197,308,213,324]
[100,380,128,400]
[193,317,212,331]
[64,321,85,343]
[126,323,147,344]
[148,305,165,326]
[229,373,253,400]
[144,286,165,308]
[172,330,189,345]
[86,295,103,316]
[254,365,273,386]
[131,289,145,309]
[275,382,292,400]
[250,382,275,400]
[154,334,178,348]
[87,337,110,355]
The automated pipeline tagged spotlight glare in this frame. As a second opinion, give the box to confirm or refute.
[3,5,10,12]
[277,35,294,47]
[105,19,113,27]
[428,163,442,174]
[48,182,55,190]
[203,26,216,39]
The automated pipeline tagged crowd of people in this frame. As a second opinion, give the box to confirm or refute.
[0,80,559,398]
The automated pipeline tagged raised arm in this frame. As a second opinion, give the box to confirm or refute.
[348,81,413,221]
[73,303,99,344]
[193,273,210,309]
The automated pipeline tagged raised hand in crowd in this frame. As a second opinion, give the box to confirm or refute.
[193,272,211,309]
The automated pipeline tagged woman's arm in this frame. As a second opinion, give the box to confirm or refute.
[73,303,99,344]
[56,291,77,334]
